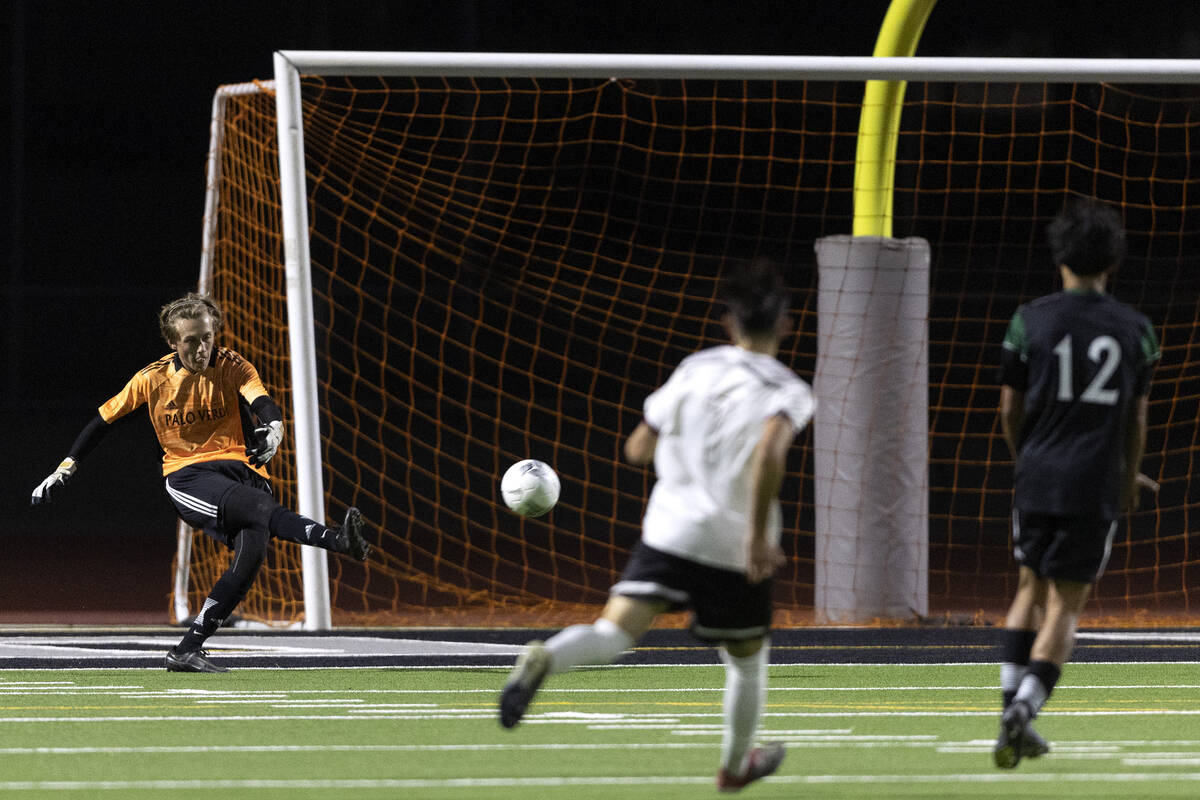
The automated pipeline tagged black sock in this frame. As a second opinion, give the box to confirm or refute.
[175,529,268,652]
[1000,629,1037,707]
[176,600,224,653]
[268,507,340,550]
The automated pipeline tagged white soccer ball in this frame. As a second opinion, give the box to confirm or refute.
[500,459,560,517]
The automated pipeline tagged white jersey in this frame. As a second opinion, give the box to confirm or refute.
[640,344,814,572]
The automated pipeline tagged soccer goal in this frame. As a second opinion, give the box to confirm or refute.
[177,51,1200,630]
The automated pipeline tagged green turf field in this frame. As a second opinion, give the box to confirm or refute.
[1,662,1199,798]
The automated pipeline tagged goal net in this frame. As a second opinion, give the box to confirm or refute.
[179,57,1200,627]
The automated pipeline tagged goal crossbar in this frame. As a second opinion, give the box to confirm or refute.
[276,51,1200,83]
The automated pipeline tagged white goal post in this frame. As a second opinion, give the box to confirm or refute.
[181,52,1200,629]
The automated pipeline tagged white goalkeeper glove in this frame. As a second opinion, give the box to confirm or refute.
[31,457,77,505]
[246,420,284,466]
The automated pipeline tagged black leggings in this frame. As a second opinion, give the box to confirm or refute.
[207,526,269,619]
[221,482,338,548]
[177,526,269,649]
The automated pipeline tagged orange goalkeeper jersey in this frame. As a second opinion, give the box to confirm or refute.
[99,347,272,477]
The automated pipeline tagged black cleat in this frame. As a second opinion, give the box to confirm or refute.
[336,507,371,561]
[498,641,550,728]
[993,699,1034,769]
[1022,722,1050,759]
[166,648,230,673]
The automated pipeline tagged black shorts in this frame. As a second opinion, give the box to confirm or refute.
[164,461,273,549]
[612,541,772,643]
[1012,510,1117,583]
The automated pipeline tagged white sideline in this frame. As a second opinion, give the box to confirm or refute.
[7,709,1200,723]
[5,771,1200,791]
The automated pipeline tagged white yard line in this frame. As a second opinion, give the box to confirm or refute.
[4,772,1200,791]
[2,683,1197,699]
[5,661,1200,671]
[1078,632,1200,642]
[6,708,1200,723]
[2,737,1197,757]
[0,742,718,755]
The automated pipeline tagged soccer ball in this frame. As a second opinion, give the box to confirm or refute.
[500,459,560,517]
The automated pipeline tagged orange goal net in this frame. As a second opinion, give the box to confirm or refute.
[181,73,1200,627]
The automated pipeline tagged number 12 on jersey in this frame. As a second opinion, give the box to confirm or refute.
[1052,334,1120,405]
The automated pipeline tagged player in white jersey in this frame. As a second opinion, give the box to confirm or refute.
[499,258,814,792]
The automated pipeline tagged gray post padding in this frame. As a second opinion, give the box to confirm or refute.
[813,236,929,622]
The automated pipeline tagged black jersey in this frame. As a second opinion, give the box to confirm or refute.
[1000,289,1159,519]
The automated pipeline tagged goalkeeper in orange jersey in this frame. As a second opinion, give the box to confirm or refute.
[31,292,370,673]
[993,199,1159,768]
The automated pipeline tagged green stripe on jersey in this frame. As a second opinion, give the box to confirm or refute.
[1002,310,1027,357]
[1141,321,1161,365]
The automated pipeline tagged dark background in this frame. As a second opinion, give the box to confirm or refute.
[4,1,1200,620]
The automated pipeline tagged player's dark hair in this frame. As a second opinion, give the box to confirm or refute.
[721,257,789,335]
[159,292,224,344]
[1046,198,1126,277]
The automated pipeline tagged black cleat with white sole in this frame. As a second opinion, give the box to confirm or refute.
[165,648,230,673]
[498,641,550,728]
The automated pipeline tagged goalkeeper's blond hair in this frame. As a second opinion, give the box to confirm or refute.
[159,292,224,345]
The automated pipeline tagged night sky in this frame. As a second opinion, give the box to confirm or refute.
[4,0,1199,615]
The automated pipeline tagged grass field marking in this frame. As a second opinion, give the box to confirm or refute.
[271,702,440,709]
[192,698,365,704]
[1077,631,1200,642]
[121,693,289,699]
[3,738,1196,766]
[0,713,513,722]
[60,684,1200,698]
[756,727,852,734]
[345,714,499,719]
[3,637,343,655]
[663,726,852,734]
[959,738,1200,748]
[0,681,76,685]
[8,708,1200,724]
[5,661,1198,671]
[782,772,1200,785]
[6,773,1200,791]
[595,660,1200,668]
[159,688,284,694]
[1071,740,1200,746]
[0,687,148,695]
[939,743,1123,756]
[1058,684,1200,690]
[0,742,721,755]
[777,733,939,741]
[958,739,1121,749]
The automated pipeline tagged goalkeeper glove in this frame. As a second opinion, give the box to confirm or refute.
[246,420,285,466]
[31,457,77,505]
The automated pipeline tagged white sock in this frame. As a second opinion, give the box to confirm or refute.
[1000,663,1025,695]
[719,642,769,775]
[1014,672,1050,716]
[544,618,633,674]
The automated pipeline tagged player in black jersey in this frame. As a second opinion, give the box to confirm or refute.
[992,199,1160,768]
